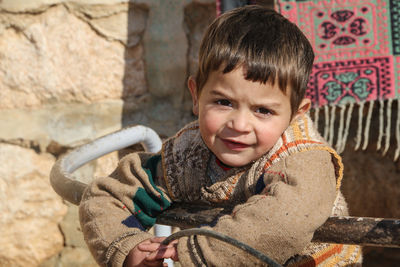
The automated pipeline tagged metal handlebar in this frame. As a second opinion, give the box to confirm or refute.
[50,125,162,205]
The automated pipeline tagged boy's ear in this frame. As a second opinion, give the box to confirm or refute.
[188,76,199,116]
[292,98,311,121]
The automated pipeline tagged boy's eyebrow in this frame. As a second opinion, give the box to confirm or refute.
[209,89,284,108]
[259,102,282,108]
[209,89,227,97]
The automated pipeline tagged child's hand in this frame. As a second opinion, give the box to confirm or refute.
[144,237,179,263]
[124,237,178,267]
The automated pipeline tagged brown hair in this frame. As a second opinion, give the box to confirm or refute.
[195,5,314,114]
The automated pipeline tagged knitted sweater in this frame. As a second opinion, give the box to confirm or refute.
[79,115,362,266]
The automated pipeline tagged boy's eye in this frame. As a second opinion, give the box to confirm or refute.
[216,99,232,107]
[256,107,272,115]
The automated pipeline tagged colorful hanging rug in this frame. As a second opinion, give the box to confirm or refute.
[276,0,400,160]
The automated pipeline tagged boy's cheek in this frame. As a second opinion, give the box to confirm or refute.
[255,128,283,152]
[200,112,223,134]
[199,121,217,145]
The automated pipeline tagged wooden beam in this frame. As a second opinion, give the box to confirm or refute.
[156,203,400,248]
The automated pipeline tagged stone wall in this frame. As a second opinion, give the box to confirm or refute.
[0,0,398,266]
[0,0,215,266]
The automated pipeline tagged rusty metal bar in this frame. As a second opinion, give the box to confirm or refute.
[313,216,400,248]
[156,203,400,248]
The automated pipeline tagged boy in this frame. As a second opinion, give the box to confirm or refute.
[79,6,362,266]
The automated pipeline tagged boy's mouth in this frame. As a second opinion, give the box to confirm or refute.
[221,138,250,150]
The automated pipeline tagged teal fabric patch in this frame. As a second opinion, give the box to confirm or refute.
[132,155,171,229]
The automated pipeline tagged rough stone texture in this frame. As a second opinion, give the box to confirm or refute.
[0,100,125,149]
[141,0,187,98]
[0,0,137,13]
[58,247,99,267]
[66,2,148,46]
[60,203,87,247]
[0,0,64,13]
[94,150,120,178]
[0,143,67,267]
[0,3,148,109]
[40,247,98,267]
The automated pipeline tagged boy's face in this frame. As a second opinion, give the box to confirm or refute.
[189,66,309,167]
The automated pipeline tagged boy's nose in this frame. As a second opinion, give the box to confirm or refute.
[227,110,251,133]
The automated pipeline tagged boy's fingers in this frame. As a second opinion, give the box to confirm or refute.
[146,246,178,261]
[146,248,166,261]
[137,242,161,252]
[138,236,178,252]
[150,236,166,243]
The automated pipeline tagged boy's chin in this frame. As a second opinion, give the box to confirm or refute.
[217,155,253,168]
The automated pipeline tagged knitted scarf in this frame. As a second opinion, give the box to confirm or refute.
[161,115,343,203]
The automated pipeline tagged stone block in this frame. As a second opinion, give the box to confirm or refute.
[59,247,98,267]
[0,101,124,148]
[0,143,67,267]
[60,203,87,248]
[0,4,147,109]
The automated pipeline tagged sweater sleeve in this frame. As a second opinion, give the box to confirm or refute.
[177,149,337,266]
[79,152,171,267]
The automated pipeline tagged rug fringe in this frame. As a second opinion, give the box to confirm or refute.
[338,102,354,154]
[314,106,320,130]
[312,100,398,161]
[377,99,384,151]
[395,99,400,161]
[335,105,346,153]
[382,99,393,156]
[323,105,330,141]
[328,105,336,146]
[354,102,365,151]
[362,101,374,150]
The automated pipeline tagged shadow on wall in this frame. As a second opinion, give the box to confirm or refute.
[121,1,193,137]
[121,3,151,130]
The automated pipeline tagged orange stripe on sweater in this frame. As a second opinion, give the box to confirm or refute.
[223,173,241,200]
[282,133,288,145]
[313,244,344,266]
[293,244,344,267]
[263,140,323,170]
[325,244,356,266]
